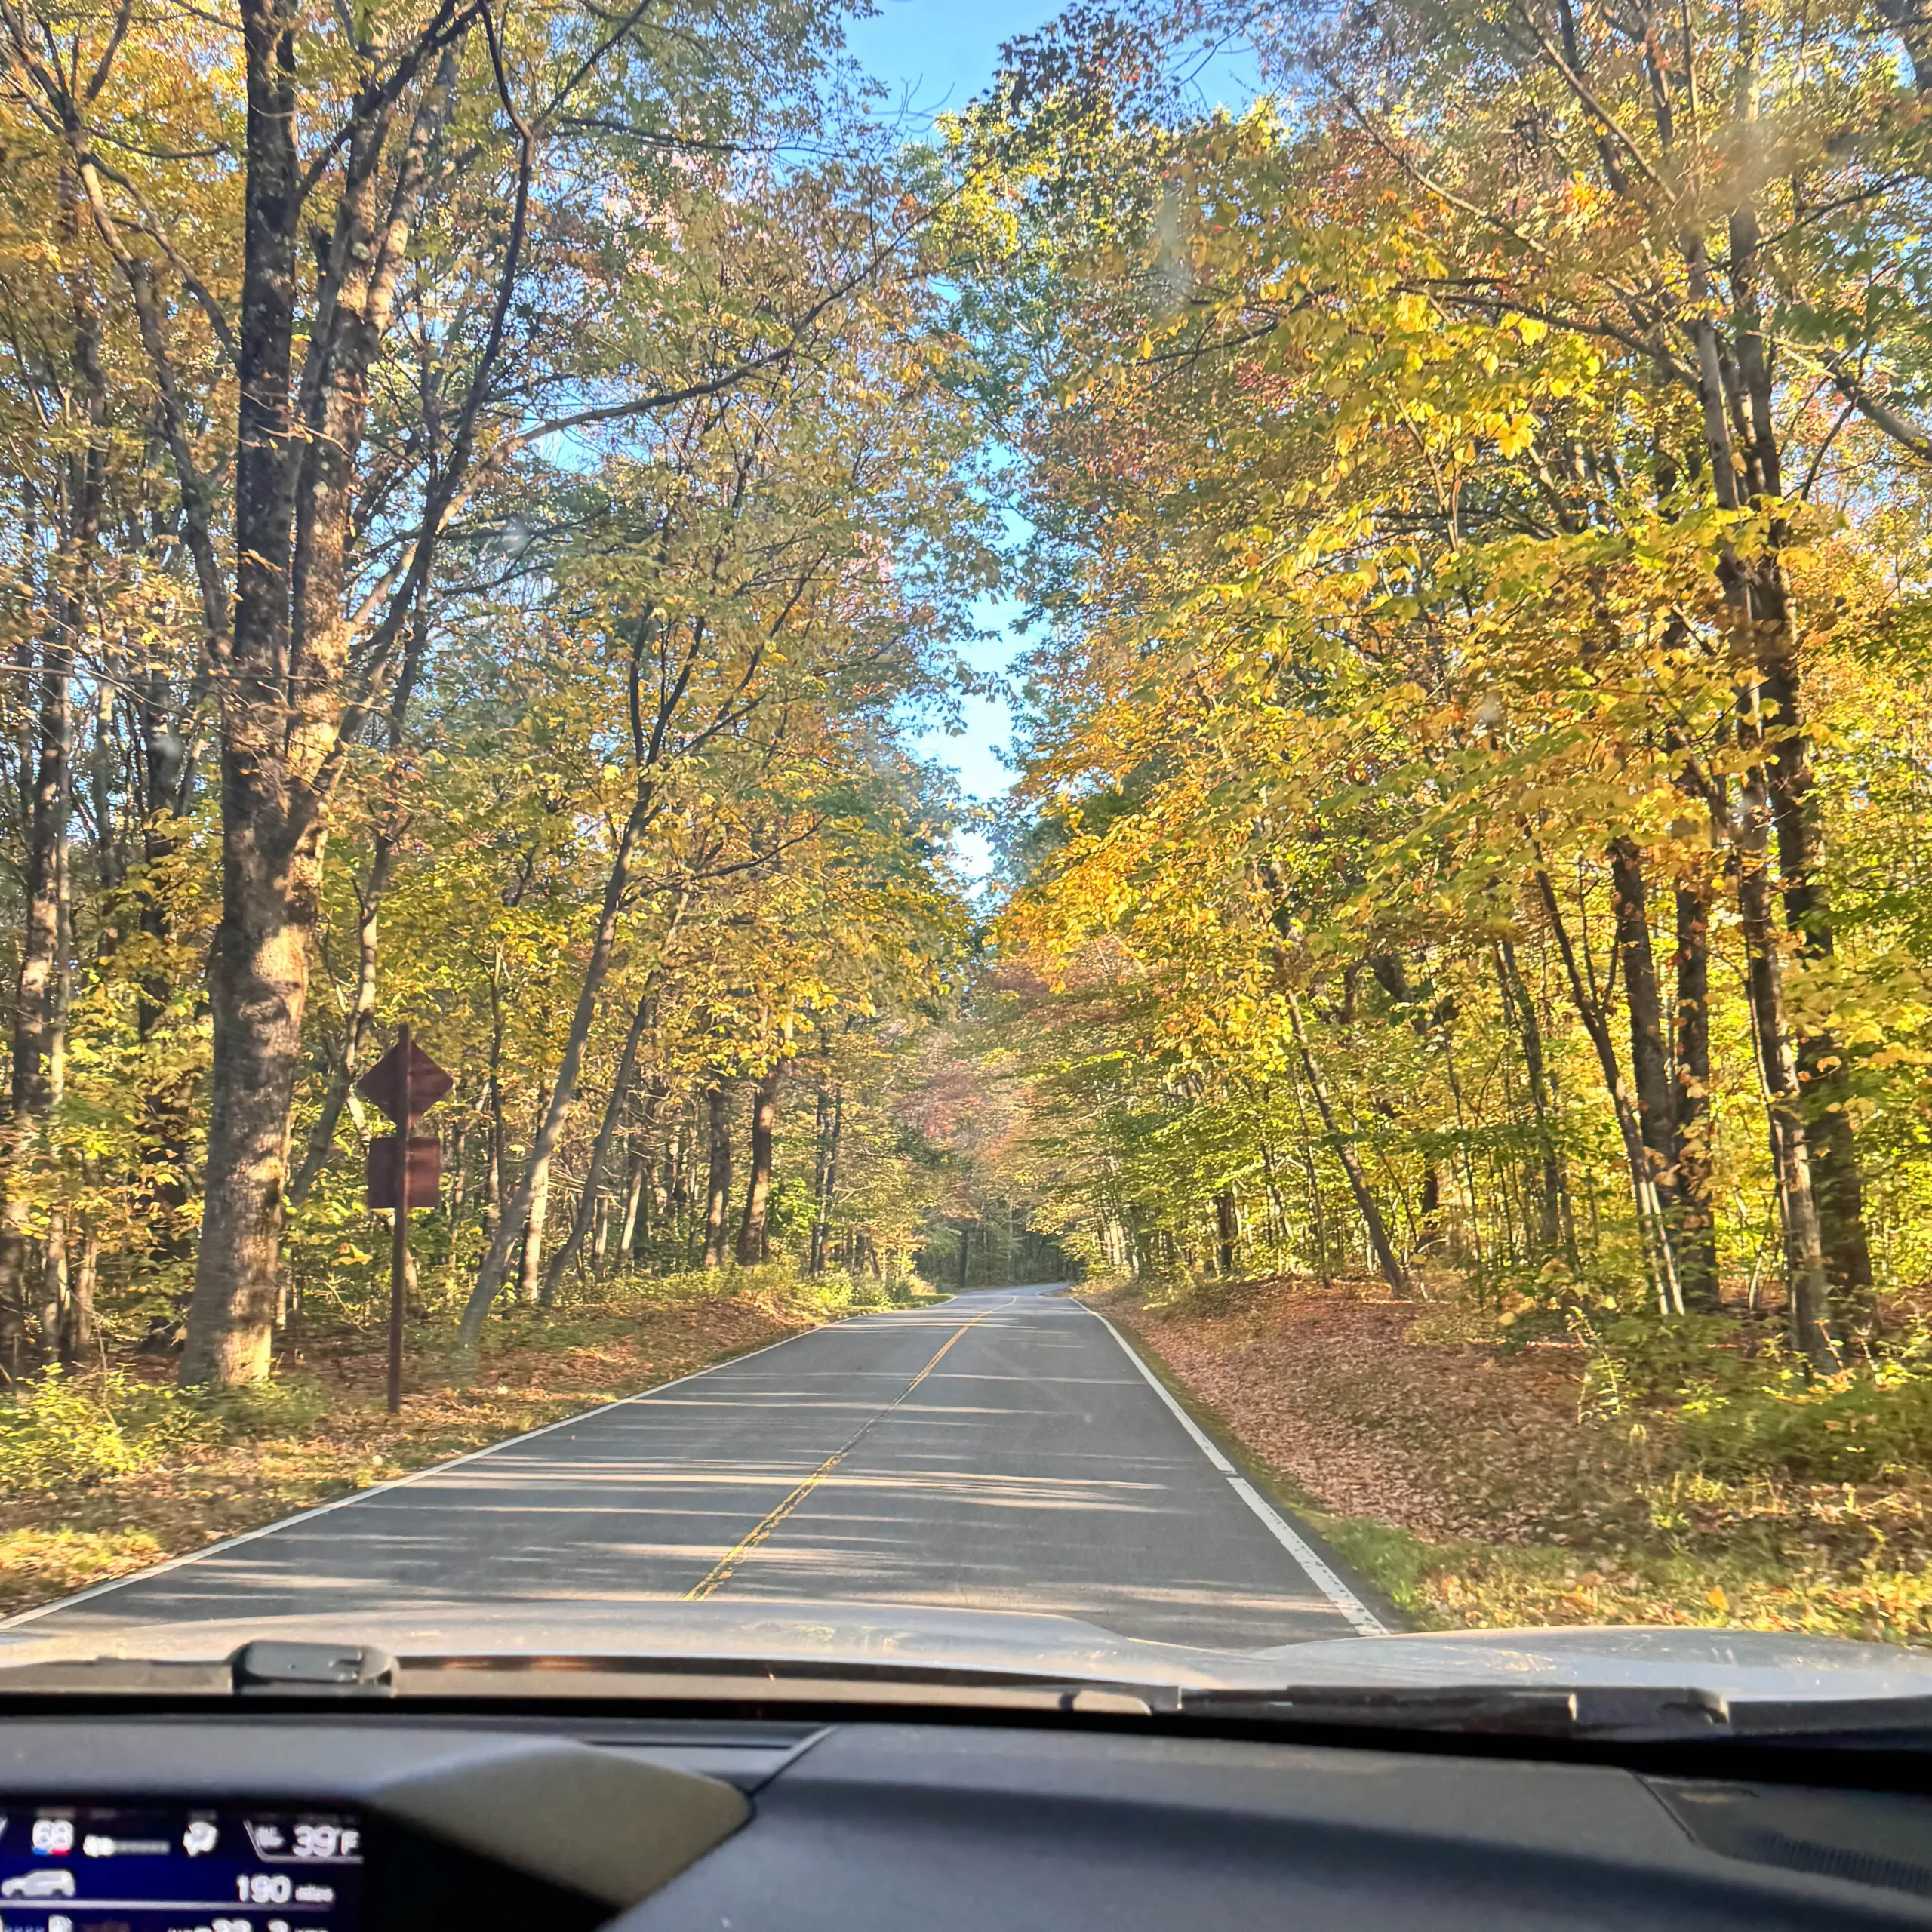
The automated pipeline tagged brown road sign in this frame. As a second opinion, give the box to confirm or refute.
[370,1023,448,1418]
[357,1037,454,1124]
[366,1137,442,1211]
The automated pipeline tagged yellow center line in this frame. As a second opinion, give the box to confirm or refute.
[682,1300,1007,1602]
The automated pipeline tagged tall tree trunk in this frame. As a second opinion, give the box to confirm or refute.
[808,1086,831,1270]
[1735,739,1837,1367]
[1213,1188,1238,1276]
[183,806,315,1382]
[1258,1137,1291,1251]
[735,1062,780,1265]
[178,0,306,1387]
[701,1079,733,1269]
[1284,990,1408,1297]
[666,1119,688,1211]
[1703,169,1875,1317]
[662,1120,687,1265]
[1533,869,1682,1314]
[1416,1166,1442,1253]
[808,1084,842,1275]
[133,669,195,1273]
[1718,157,1864,1340]
[1761,592,1875,1318]
[179,25,484,1383]
[541,998,651,1303]
[484,957,506,1241]
[0,614,76,1375]
[1609,837,1682,1231]
[1285,1069,1334,1286]
[445,1124,469,1249]
[1495,938,1573,1264]
[1,179,104,1374]
[616,1142,647,1269]
[61,1217,97,1367]
[515,1084,552,1305]
[516,1166,550,1305]
[1673,875,1720,1310]
[37,1207,66,1355]
[135,665,191,1043]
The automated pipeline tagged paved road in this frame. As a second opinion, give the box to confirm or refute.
[20,1285,1367,1650]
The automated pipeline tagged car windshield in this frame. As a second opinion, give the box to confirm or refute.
[2,0,1930,1709]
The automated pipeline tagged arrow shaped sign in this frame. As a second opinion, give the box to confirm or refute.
[356,1037,454,1125]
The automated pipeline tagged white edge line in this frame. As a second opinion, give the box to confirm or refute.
[0,1316,848,1632]
[1224,1480,1387,1637]
[1088,1309,1389,1638]
[1091,1312,1235,1472]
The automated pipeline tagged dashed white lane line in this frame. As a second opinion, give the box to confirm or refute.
[1087,1308,1389,1637]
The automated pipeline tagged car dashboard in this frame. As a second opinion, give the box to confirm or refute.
[4,1706,1932,1930]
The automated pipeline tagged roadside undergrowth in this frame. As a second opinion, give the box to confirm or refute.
[0,1263,928,1620]
[1086,1273,1932,1647]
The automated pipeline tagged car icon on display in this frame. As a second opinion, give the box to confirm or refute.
[2,1869,77,1898]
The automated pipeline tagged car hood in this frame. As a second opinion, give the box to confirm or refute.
[4,1599,1931,1703]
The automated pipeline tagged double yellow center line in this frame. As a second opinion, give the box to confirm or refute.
[683,1302,1003,1602]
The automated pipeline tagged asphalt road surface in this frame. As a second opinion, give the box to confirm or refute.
[20,1284,1372,1649]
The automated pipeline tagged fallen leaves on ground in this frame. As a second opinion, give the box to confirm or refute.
[1090,1275,1932,1646]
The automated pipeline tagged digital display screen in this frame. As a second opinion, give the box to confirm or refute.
[0,1804,361,1932]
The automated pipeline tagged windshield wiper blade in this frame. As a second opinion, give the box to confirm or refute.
[8,1646,1930,1744]
[1179,1683,1685,1737]
[1715,1693,1932,1746]
[0,1644,1158,1714]
[1181,1682,1932,1745]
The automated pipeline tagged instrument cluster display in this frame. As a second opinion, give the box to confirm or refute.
[0,1804,361,1932]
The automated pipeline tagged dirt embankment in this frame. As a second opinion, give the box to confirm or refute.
[1091,1275,1614,1544]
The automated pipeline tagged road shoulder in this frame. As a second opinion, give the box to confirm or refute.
[1075,1288,1408,1636]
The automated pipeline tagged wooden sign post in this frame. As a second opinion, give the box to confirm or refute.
[358,1025,454,1414]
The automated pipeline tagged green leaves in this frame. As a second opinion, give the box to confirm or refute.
[958,0,1932,1318]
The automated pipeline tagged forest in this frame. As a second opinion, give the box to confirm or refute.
[0,0,1037,1401]
[973,0,1932,1346]
[2,0,1932,1635]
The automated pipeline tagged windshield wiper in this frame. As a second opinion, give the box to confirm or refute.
[0,1643,1157,1715]
[1180,1682,1932,1745]
[7,1647,1930,1746]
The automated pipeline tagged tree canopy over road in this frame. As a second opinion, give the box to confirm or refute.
[3,0,1932,1609]
[0,0,1014,1378]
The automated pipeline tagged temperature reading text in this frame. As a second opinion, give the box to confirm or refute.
[293,1823,358,1859]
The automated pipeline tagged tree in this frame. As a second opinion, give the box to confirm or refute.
[0,0,869,1383]
[958,2,1932,1353]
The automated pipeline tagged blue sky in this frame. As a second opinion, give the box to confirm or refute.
[845,1,1067,858]
[845,5,1260,877]
[846,0,1071,124]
